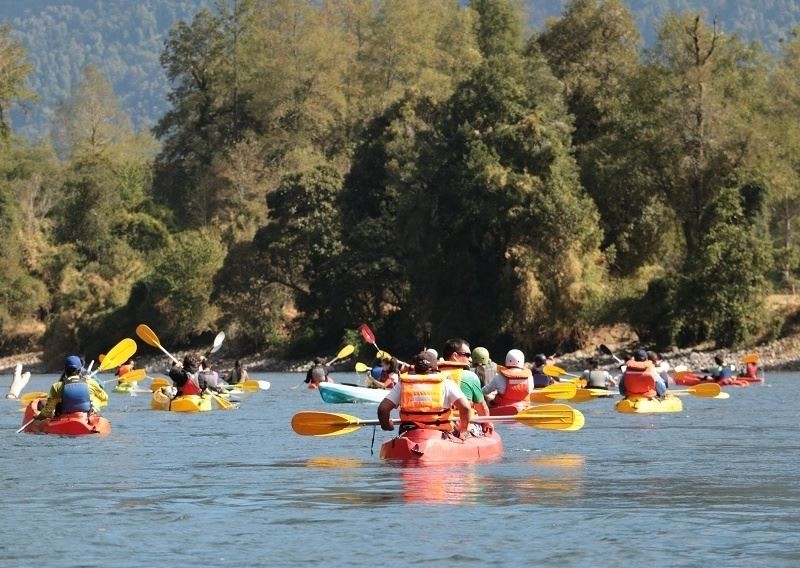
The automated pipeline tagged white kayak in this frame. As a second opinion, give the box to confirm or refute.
[318,382,388,404]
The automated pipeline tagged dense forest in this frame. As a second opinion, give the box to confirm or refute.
[2,0,800,369]
[5,0,800,138]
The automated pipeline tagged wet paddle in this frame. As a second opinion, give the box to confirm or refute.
[599,344,624,365]
[670,382,723,397]
[18,391,49,405]
[358,324,408,365]
[292,345,354,389]
[206,331,225,357]
[528,382,578,401]
[291,404,585,437]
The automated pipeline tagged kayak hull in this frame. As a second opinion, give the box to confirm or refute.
[380,429,503,463]
[318,383,387,404]
[22,400,111,435]
[674,374,750,387]
[615,395,683,414]
[151,391,213,412]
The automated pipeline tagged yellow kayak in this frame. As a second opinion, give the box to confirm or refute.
[615,394,683,414]
[151,390,213,412]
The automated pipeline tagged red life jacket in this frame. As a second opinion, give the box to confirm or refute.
[623,360,657,398]
[493,365,532,405]
[181,375,202,396]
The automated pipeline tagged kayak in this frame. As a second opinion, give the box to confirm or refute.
[319,383,388,404]
[113,382,138,394]
[151,390,213,412]
[489,401,530,416]
[615,395,683,414]
[21,399,111,435]
[737,376,766,384]
[674,373,750,387]
[380,429,503,463]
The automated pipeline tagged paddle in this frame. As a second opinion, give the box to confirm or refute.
[358,324,408,365]
[225,379,271,392]
[740,353,760,364]
[207,331,225,357]
[19,391,49,405]
[292,345,354,389]
[103,368,147,385]
[17,337,136,433]
[291,404,585,437]
[135,324,180,365]
[355,362,370,373]
[543,364,582,381]
[529,382,578,401]
[150,378,171,391]
[599,344,624,365]
[211,391,236,410]
[670,382,723,397]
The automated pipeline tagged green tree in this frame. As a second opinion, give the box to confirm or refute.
[0,25,36,139]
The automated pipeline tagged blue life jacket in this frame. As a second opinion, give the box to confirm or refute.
[61,375,91,413]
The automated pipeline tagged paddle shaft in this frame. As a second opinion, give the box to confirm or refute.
[16,419,35,434]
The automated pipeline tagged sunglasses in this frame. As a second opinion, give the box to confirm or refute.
[457,351,472,357]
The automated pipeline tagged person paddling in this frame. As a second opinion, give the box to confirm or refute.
[224,360,249,385]
[366,356,400,389]
[581,357,616,390]
[35,355,108,420]
[168,354,203,396]
[116,358,135,386]
[439,339,493,434]
[305,357,333,389]
[618,349,667,399]
[703,355,733,382]
[471,347,496,387]
[531,353,555,388]
[377,351,472,438]
[482,349,535,406]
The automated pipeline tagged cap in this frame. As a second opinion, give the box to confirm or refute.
[634,349,648,362]
[505,349,525,368]
[64,355,82,373]
[413,351,438,373]
[472,347,490,365]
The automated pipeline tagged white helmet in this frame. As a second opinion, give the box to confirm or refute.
[425,348,438,359]
[505,349,525,368]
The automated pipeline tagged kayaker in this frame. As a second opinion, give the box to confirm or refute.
[35,355,108,419]
[471,347,496,387]
[618,349,667,398]
[439,338,493,433]
[116,358,135,385]
[168,354,203,396]
[377,351,473,438]
[305,357,333,389]
[581,358,616,389]
[531,353,554,388]
[741,359,760,379]
[703,355,734,382]
[482,349,535,406]
[197,357,226,390]
[366,357,400,389]
[224,360,249,384]
[648,351,673,387]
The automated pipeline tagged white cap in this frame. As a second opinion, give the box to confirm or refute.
[505,349,525,368]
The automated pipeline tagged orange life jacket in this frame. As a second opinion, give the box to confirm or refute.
[623,360,657,398]
[117,364,134,377]
[398,372,452,431]
[493,365,532,405]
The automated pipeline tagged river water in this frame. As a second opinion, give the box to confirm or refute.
[1,372,797,567]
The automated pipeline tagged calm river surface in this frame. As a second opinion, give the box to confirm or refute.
[1,371,798,567]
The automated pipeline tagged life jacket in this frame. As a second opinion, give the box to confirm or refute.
[117,363,134,377]
[379,370,397,389]
[60,374,92,414]
[398,372,452,431]
[744,362,758,379]
[197,369,217,389]
[180,373,203,396]
[439,365,463,387]
[586,370,609,389]
[622,360,657,398]
[531,365,551,388]
[493,366,532,405]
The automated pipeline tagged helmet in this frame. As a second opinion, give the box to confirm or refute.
[424,348,438,360]
[505,349,525,368]
[533,353,547,366]
[370,366,382,380]
[472,347,490,365]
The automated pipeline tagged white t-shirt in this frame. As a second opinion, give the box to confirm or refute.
[384,377,467,407]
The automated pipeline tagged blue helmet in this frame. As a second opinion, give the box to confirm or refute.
[370,366,383,380]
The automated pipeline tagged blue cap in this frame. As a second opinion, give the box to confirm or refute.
[65,355,83,372]
[634,350,648,362]
[370,366,382,380]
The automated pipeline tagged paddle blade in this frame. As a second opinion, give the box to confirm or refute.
[209,331,225,354]
[358,323,376,345]
[543,364,567,378]
[336,344,355,360]
[291,411,366,436]
[97,338,137,372]
[19,391,49,405]
[599,344,613,356]
[135,324,161,348]
[150,378,171,391]
[514,404,585,431]
[539,382,578,399]
[212,393,236,410]
[119,369,146,383]
[740,353,759,364]
[688,382,722,397]
[355,362,370,373]
[376,350,392,360]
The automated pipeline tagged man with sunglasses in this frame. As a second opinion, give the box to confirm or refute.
[438,338,493,434]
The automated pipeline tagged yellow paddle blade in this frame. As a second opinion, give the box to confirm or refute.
[212,393,236,410]
[685,382,722,397]
[376,350,392,360]
[539,382,578,399]
[97,338,137,372]
[529,391,554,403]
[355,362,370,373]
[19,391,48,405]
[291,411,368,436]
[513,404,585,431]
[135,324,161,348]
[98,353,105,363]
[568,390,597,403]
[119,368,146,383]
[336,344,355,359]
[740,353,760,364]
[542,364,567,377]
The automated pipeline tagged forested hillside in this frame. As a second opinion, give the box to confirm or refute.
[2,0,800,370]
[3,0,799,138]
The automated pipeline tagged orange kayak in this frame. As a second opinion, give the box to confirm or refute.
[673,373,750,387]
[21,399,111,435]
[380,428,503,463]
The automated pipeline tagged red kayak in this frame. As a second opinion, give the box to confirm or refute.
[380,429,503,463]
[21,399,111,436]
[738,376,766,384]
[673,373,750,387]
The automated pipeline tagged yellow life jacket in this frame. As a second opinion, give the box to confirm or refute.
[398,372,452,430]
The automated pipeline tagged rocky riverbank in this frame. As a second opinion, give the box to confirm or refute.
[2,330,799,377]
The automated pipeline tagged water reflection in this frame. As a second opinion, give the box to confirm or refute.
[399,465,481,504]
